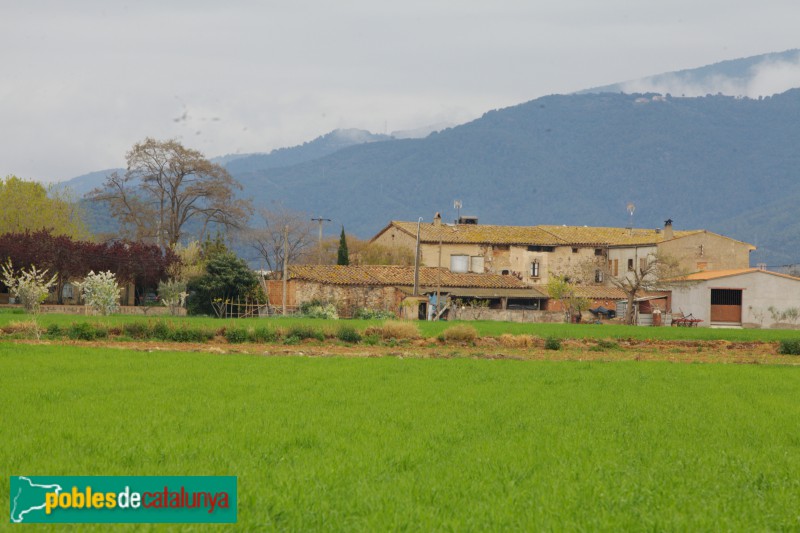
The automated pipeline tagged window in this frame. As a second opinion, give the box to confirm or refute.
[572,247,579,254]
[627,259,634,271]
[639,258,647,272]
[612,259,619,277]
[594,248,605,256]
[595,269,603,283]
[530,261,540,278]
[501,269,510,275]
[527,245,554,252]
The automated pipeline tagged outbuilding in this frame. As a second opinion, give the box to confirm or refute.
[666,268,800,328]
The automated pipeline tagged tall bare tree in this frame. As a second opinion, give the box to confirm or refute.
[605,253,683,324]
[247,206,315,278]
[88,138,252,246]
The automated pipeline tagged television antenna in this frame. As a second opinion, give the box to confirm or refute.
[626,202,636,227]
[454,200,462,221]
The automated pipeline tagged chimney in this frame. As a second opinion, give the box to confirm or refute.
[433,212,442,226]
[663,219,674,240]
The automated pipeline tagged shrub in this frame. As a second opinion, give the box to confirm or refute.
[225,328,248,344]
[171,327,213,343]
[158,279,188,315]
[336,325,362,343]
[365,321,420,340]
[287,324,325,341]
[123,322,150,339]
[442,325,478,343]
[596,339,620,350]
[67,322,97,341]
[150,321,172,340]
[544,336,562,351]
[299,300,339,320]
[353,308,396,320]
[250,326,278,343]
[362,334,380,346]
[75,271,121,316]
[778,339,800,355]
[46,324,63,338]
[1,261,58,314]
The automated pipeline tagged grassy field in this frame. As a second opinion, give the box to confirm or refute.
[2,343,799,530]
[3,308,800,342]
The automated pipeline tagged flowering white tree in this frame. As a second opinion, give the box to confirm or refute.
[158,279,187,316]
[0,260,58,314]
[75,271,121,316]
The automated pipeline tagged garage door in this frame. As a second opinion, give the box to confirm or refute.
[710,289,742,323]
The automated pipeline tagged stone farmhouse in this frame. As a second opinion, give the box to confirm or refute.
[269,265,553,320]
[370,216,754,289]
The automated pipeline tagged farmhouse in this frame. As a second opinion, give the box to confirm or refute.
[268,265,552,321]
[371,216,754,289]
[665,268,800,329]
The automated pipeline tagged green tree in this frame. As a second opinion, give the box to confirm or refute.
[0,176,87,238]
[337,226,349,265]
[186,252,262,316]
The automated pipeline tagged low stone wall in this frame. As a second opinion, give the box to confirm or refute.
[449,308,564,323]
[2,304,185,316]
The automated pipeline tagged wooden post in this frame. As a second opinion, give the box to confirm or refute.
[282,224,288,316]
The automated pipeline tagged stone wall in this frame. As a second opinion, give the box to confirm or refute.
[294,282,402,317]
[449,307,564,323]
[2,304,185,316]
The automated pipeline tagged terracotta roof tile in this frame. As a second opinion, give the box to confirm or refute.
[289,265,531,289]
[388,221,702,246]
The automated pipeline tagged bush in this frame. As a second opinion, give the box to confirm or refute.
[778,339,800,355]
[365,321,420,340]
[170,327,214,343]
[123,322,150,339]
[46,324,63,338]
[67,322,97,341]
[225,328,248,344]
[250,326,278,343]
[336,325,362,343]
[150,321,172,340]
[76,271,121,316]
[299,300,339,320]
[287,324,325,341]
[442,325,478,343]
[353,308,396,320]
[544,336,562,351]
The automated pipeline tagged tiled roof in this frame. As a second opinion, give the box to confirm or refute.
[571,286,669,300]
[289,265,531,289]
[386,221,702,246]
[680,268,800,282]
[537,225,701,246]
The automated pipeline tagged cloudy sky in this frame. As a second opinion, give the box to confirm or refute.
[2,1,798,182]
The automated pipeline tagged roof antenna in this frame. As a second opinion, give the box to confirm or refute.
[453,200,462,223]
[626,202,635,228]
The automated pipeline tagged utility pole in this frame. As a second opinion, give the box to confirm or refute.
[282,224,288,316]
[311,217,331,264]
[435,237,442,320]
[413,217,423,296]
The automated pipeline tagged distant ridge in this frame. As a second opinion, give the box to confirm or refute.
[580,49,800,97]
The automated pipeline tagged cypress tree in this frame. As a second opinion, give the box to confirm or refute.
[337,226,349,265]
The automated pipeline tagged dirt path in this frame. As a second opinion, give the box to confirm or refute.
[7,337,799,365]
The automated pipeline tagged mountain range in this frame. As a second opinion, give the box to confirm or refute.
[61,50,800,266]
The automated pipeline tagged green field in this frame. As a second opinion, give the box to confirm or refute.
[4,309,800,343]
[2,343,799,530]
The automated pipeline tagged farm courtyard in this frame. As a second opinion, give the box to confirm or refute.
[2,315,800,530]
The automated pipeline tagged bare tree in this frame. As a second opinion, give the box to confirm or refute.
[605,253,683,324]
[88,138,252,246]
[247,206,315,278]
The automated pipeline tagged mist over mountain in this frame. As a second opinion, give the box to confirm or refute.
[581,49,800,98]
[64,51,800,266]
